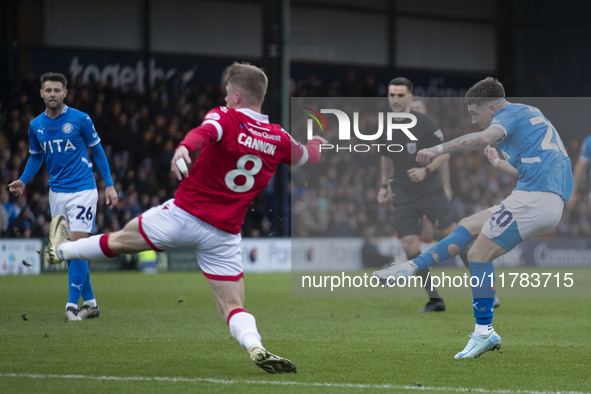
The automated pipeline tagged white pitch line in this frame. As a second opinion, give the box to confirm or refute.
[0,373,588,394]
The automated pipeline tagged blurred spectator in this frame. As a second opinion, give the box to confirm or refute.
[0,199,8,236]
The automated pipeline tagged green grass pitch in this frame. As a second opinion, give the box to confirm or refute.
[0,270,590,393]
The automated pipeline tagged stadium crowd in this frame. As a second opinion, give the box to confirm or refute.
[1,69,590,239]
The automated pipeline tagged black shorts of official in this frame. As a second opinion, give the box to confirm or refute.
[393,191,455,238]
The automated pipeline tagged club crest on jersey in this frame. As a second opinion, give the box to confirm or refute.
[406,142,417,154]
[62,123,73,134]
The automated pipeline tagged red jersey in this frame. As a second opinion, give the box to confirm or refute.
[174,106,321,234]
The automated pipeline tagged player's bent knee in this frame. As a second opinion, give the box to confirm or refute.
[458,217,472,230]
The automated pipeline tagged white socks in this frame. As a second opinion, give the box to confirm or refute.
[228,311,263,350]
[66,300,97,310]
[84,299,98,307]
[474,323,494,336]
[60,235,109,261]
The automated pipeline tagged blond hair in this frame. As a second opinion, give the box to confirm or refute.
[224,62,268,106]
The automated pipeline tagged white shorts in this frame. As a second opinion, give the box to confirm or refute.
[482,190,564,251]
[138,199,243,281]
[49,189,98,233]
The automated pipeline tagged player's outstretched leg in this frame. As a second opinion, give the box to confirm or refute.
[371,260,419,284]
[372,226,473,284]
[249,347,297,374]
[47,214,70,265]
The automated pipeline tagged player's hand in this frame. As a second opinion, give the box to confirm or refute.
[172,145,191,181]
[407,167,427,183]
[7,180,25,196]
[104,185,118,208]
[483,145,500,165]
[377,185,392,203]
[416,147,438,166]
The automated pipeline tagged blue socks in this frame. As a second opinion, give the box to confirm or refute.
[67,259,90,305]
[81,266,95,301]
[469,261,496,325]
[413,225,473,271]
[409,226,496,327]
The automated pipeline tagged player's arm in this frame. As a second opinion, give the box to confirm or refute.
[416,126,505,166]
[567,155,590,209]
[8,125,44,196]
[290,135,326,166]
[172,122,221,180]
[483,145,518,177]
[407,153,450,183]
[408,124,450,183]
[90,143,118,207]
[8,153,43,196]
[377,156,393,203]
[439,160,453,199]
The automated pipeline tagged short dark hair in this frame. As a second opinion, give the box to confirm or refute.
[388,77,413,93]
[464,77,505,106]
[40,72,68,89]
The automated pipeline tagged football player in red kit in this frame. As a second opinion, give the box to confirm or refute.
[46,62,326,374]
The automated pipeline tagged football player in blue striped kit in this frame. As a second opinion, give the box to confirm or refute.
[373,77,573,358]
[9,72,118,321]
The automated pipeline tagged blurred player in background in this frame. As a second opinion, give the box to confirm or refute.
[8,72,118,321]
[566,135,591,210]
[377,77,460,312]
[374,77,573,358]
[46,62,326,374]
